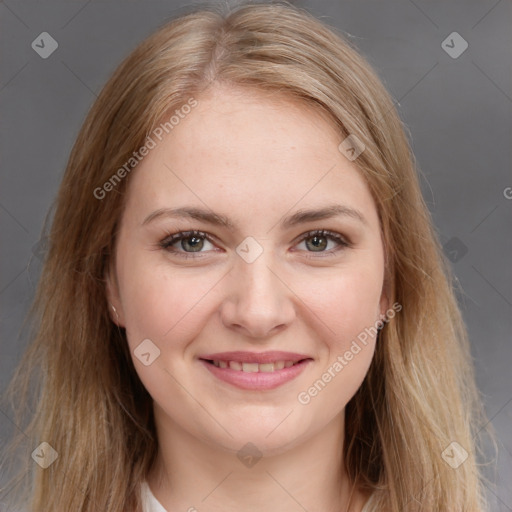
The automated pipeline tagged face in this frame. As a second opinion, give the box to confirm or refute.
[107,84,388,456]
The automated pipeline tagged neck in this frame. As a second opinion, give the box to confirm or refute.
[147,407,367,512]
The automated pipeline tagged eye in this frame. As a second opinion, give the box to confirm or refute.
[294,229,350,256]
[159,229,350,260]
[159,230,217,257]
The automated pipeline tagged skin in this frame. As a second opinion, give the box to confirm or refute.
[107,83,389,512]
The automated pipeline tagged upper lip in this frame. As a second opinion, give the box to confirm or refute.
[199,351,312,364]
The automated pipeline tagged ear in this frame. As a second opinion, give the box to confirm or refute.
[379,289,390,319]
[105,265,126,328]
[377,273,391,324]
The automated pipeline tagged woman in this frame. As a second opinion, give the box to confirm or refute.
[3,2,490,511]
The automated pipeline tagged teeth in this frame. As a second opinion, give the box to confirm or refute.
[242,362,259,373]
[229,361,242,371]
[211,359,302,372]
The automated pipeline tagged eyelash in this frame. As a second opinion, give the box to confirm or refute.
[159,229,350,260]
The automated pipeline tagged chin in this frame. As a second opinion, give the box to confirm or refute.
[203,415,311,456]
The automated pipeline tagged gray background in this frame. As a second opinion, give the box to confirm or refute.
[1,0,511,510]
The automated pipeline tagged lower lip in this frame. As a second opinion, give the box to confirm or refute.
[200,359,312,390]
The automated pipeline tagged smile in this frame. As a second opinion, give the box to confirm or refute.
[205,359,302,372]
[198,351,313,390]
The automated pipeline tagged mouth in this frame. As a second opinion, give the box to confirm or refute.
[201,358,308,372]
[198,351,313,390]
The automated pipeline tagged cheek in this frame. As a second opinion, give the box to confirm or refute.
[117,253,219,350]
[291,257,384,408]
[116,255,218,403]
[294,268,381,413]
[295,259,384,345]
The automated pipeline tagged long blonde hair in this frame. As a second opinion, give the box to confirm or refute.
[2,2,491,510]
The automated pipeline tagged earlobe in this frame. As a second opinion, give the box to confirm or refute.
[379,277,391,320]
[379,240,392,320]
[379,292,390,320]
[105,270,125,327]
[109,303,121,325]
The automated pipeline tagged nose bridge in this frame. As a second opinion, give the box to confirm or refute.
[235,235,278,293]
[221,244,295,337]
[240,253,278,302]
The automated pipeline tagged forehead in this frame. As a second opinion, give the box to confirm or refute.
[179,85,341,162]
[122,84,379,230]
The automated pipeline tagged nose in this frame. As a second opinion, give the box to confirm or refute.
[219,254,296,339]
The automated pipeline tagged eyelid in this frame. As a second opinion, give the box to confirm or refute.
[159,230,218,250]
[159,228,350,258]
[292,229,350,247]
[291,229,351,258]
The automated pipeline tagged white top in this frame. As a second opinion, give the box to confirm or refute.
[141,481,167,512]
[141,481,376,512]
[361,492,376,511]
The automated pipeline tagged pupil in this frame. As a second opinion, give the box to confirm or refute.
[307,235,327,251]
[182,236,203,252]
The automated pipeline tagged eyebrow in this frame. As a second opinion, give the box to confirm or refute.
[142,204,367,229]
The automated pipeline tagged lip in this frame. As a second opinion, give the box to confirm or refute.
[198,351,311,364]
[198,351,313,390]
